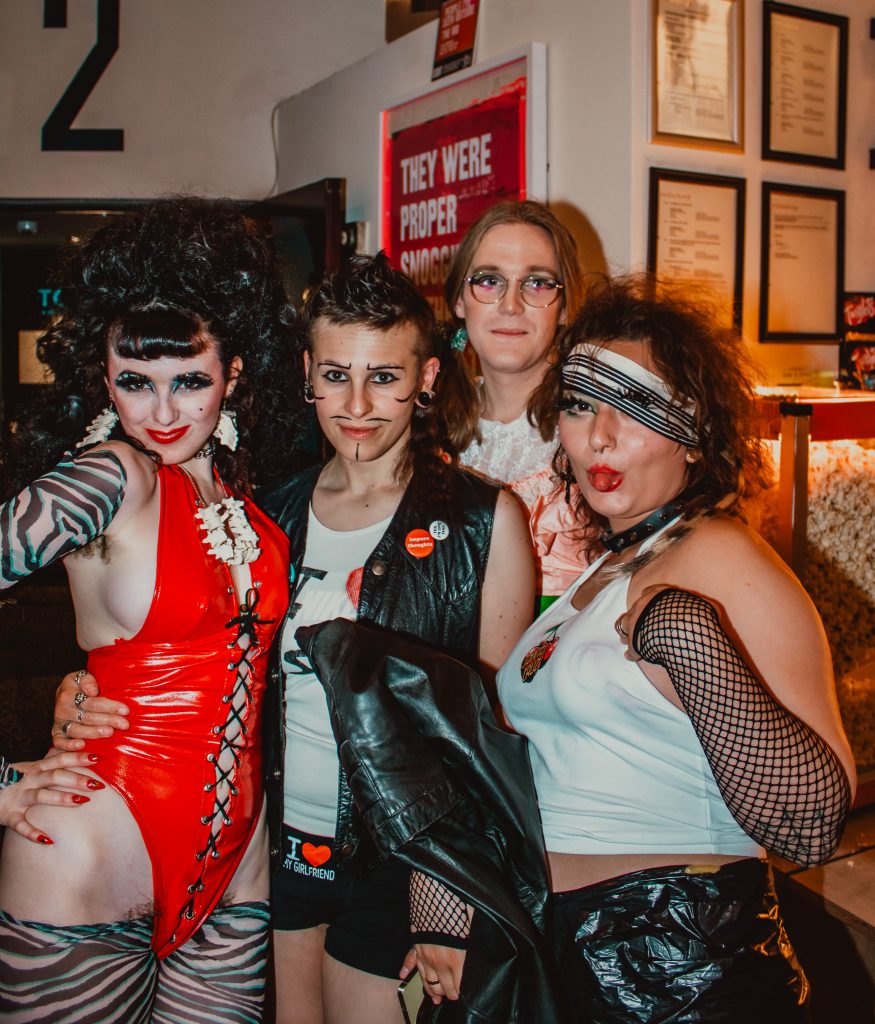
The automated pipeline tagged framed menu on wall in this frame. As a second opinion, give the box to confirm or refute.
[763,2,848,168]
[651,0,743,150]
[760,182,844,341]
[647,168,745,330]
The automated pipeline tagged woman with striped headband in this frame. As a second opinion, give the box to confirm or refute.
[496,275,855,1022]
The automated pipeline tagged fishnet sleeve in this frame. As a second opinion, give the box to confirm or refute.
[632,588,851,866]
[0,451,126,589]
[409,871,471,950]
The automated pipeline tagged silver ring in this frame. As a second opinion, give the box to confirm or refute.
[61,721,74,737]
[76,710,85,723]
[425,977,440,985]
[73,669,86,689]
[74,690,87,709]
[614,617,628,640]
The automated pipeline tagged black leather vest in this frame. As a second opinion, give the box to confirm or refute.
[259,463,499,869]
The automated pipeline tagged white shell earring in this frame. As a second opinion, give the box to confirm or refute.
[76,406,118,449]
[213,408,238,451]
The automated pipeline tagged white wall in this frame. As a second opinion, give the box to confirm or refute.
[632,0,875,383]
[1,0,869,383]
[275,0,875,385]
[276,0,634,273]
[0,0,384,199]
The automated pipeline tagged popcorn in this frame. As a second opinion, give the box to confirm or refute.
[749,440,875,768]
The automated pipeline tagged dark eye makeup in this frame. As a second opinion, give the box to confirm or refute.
[112,370,215,392]
[173,372,214,391]
[556,395,595,415]
[114,371,150,391]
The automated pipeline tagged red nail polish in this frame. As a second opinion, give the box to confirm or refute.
[72,794,90,804]
[37,835,54,845]
[87,754,100,763]
[86,779,104,790]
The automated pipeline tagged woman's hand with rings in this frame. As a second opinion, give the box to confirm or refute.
[400,942,468,1005]
[615,584,672,662]
[52,669,130,751]
[0,750,105,844]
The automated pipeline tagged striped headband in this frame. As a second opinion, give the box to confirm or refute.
[561,344,699,447]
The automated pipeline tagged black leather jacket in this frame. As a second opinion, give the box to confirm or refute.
[258,463,499,872]
[298,618,560,1024]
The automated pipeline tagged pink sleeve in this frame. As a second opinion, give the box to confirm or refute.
[508,470,591,597]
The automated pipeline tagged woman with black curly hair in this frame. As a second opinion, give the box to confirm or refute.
[0,198,296,1023]
[497,275,856,1022]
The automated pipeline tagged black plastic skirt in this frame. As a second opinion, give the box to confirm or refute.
[547,858,809,1023]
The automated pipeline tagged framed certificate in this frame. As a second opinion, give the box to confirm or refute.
[763,2,848,168]
[651,0,743,150]
[647,168,745,330]
[760,182,844,342]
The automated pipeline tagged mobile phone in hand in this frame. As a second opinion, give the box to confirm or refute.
[397,972,425,1024]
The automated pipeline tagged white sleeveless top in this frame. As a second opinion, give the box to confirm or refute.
[281,507,391,836]
[497,528,762,857]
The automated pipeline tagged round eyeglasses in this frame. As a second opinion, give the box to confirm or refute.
[465,272,565,309]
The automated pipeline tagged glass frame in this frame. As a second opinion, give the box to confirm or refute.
[762,2,848,169]
[650,0,744,151]
[759,182,845,342]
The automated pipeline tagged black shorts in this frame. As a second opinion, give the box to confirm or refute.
[548,859,810,1024]
[270,824,412,979]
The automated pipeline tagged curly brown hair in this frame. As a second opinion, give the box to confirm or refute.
[441,200,584,452]
[540,274,773,554]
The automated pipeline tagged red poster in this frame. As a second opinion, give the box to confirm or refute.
[432,0,480,80]
[382,79,526,317]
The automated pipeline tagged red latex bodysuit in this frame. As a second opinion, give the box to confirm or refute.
[85,465,289,958]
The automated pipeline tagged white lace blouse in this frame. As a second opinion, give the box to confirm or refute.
[461,411,558,484]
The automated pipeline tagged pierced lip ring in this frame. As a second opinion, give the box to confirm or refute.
[146,426,190,444]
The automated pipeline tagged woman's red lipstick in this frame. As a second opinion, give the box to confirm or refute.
[146,426,190,445]
[587,464,623,493]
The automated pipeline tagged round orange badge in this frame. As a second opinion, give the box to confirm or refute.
[405,528,435,558]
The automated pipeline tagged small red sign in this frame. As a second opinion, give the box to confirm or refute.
[405,529,435,558]
[432,0,480,81]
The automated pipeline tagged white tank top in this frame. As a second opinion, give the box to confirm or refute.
[497,529,762,857]
[280,507,391,837]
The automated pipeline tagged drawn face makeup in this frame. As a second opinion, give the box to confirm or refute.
[304,319,439,470]
[105,336,240,465]
[558,339,690,534]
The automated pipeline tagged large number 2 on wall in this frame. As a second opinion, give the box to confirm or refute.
[42,0,124,151]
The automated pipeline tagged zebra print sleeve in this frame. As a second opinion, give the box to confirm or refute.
[0,450,127,589]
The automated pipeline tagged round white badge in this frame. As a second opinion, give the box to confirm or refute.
[429,520,449,541]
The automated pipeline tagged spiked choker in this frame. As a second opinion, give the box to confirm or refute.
[601,499,686,554]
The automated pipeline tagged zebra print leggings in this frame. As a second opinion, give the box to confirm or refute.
[0,899,269,1023]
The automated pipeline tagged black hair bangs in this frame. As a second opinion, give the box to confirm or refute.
[108,308,212,361]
